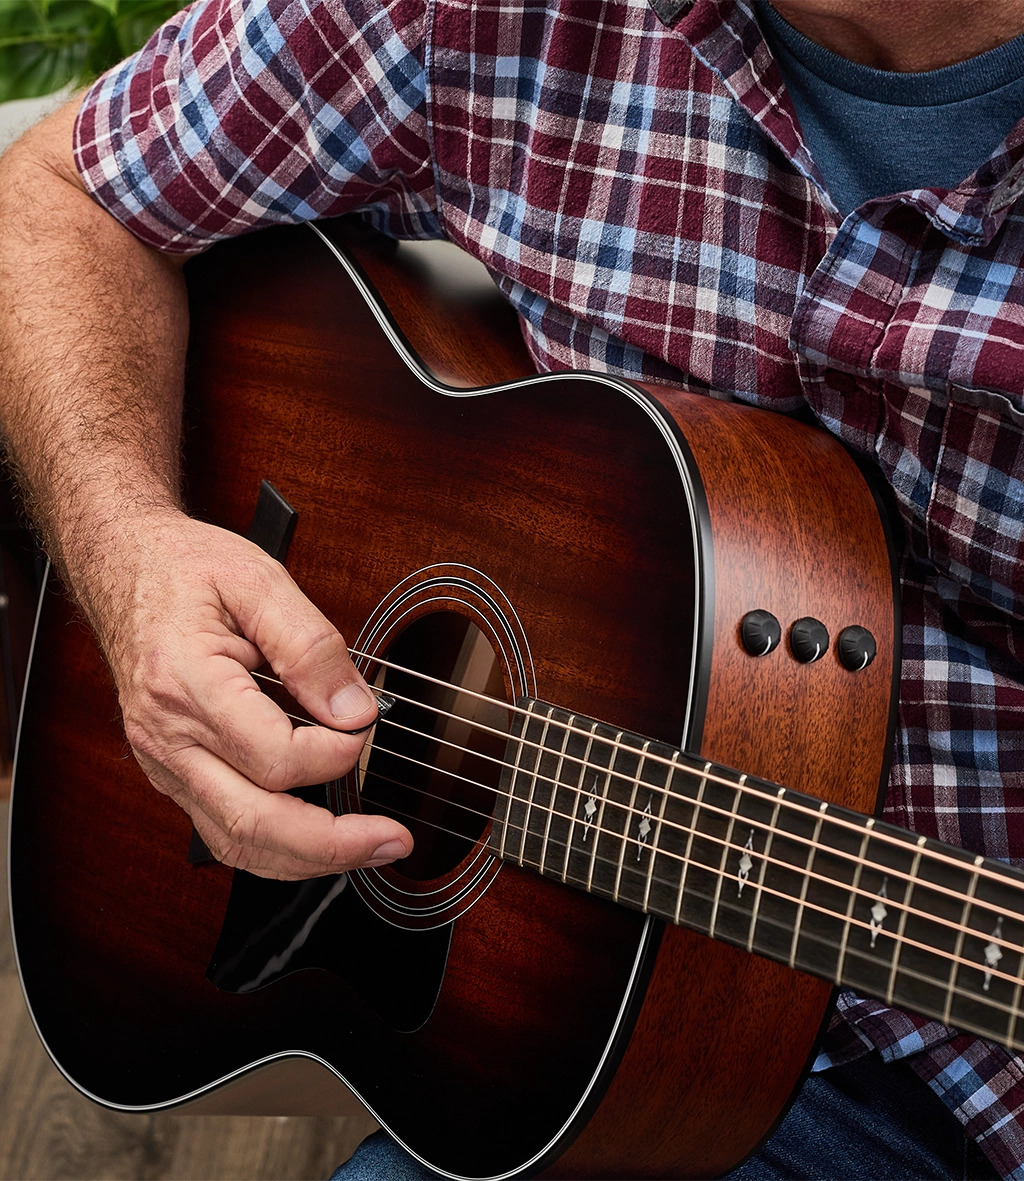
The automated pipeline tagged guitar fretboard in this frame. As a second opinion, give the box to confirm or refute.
[492,698,1024,1053]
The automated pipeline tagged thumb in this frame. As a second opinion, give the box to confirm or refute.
[224,555,379,733]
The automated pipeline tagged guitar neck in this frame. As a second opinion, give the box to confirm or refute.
[494,698,1024,1053]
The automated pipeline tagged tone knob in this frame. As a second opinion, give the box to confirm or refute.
[837,625,877,671]
[789,617,829,663]
[740,610,781,656]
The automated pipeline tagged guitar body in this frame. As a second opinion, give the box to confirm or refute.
[9,221,897,1178]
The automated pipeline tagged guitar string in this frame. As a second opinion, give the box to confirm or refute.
[253,663,1024,960]
[354,723,1024,999]
[339,654,1024,906]
[349,755,1024,1015]
[261,666,1024,970]
[344,672,1024,950]
[262,662,1024,1021]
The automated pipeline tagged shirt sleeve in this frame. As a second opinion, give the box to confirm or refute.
[73,0,439,253]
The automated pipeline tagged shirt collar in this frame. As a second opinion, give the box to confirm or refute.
[654,1,827,203]
[648,0,1024,246]
[891,129,1024,246]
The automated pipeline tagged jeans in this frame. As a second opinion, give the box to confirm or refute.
[330,1054,1000,1180]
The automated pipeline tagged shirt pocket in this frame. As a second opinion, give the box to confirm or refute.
[925,384,1024,622]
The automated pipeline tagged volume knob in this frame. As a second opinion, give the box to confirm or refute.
[789,617,829,663]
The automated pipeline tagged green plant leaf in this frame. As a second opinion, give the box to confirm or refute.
[112,0,181,59]
[0,0,182,103]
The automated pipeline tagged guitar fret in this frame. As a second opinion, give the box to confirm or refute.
[640,743,670,914]
[832,823,914,1001]
[881,836,996,1033]
[944,859,983,1027]
[834,827,873,986]
[786,802,829,971]
[563,718,597,885]
[496,705,542,863]
[549,715,602,890]
[674,761,713,928]
[610,732,637,904]
[520,706,556,870]
[743,791,824,966]
[614,740,675,915]
[838,826,993,1027]
[642,750,688,922]
[707,776,785,954]
[708,772,750,941]
[1007,897,1024,1051]
[585,734,632,902]
[582,721,610,892]
[885,840,927,1005]
[940,868,1024,1046]
[495,711,521,862]
[543,710,577,882]
[540,707,608,887]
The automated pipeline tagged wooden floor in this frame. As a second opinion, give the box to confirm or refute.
[0,800,379,1181]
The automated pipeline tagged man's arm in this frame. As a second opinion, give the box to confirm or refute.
[0,96,413,879]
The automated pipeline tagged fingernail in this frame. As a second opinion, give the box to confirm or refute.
[330,681,373,720]
[367,839,407,866]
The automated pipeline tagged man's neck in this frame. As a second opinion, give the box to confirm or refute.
[768,1,1024,72]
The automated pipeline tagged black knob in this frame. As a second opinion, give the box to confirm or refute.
[740,610,781,656]
[837,625,877,671]
[790,617,829,663]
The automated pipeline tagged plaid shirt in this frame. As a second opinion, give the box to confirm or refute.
[73,0,1024,1173]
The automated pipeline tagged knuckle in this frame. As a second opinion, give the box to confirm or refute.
[243,554,293,619]
[258,756,297,794]
[278,625,347,686]
[223,803,263,852]
[121,712,150,757]
[120,673,194,767]
[125,640,184,706]
[123,713,174,771]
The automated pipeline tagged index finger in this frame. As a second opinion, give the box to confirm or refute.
[145,740,412,878]
[178,652,373,795]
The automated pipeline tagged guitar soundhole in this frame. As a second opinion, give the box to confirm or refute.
[358,611,510,883]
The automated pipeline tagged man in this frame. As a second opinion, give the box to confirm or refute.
[0,0,1022,1176]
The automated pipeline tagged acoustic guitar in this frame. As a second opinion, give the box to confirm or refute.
[10,220,1023,1179]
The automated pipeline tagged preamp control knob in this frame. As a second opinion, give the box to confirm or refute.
[790,617,829,663]
[740,610,782,656]
[837,625,877,672]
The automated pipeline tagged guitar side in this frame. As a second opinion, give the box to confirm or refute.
[9,221,897,1179]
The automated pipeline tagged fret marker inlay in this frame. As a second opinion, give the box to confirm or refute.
[870,878,889,948]
[737,830,755,896]
[637,797,653,860]
[984,917,1004,992]
[582,778,598,841]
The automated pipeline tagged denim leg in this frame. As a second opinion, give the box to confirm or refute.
[330,1055,999,1180]
[725,1055,998,1181]
[329,1130,442,1181]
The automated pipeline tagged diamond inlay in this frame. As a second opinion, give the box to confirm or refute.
[869,879,889,948]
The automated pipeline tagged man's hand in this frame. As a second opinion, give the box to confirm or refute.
[1,100,412,880]
[104,510,413,880]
